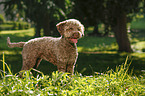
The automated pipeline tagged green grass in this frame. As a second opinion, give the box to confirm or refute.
[131,17,145,30]
[77,36,117,52]
[0,19,145,95]
[0,26,145,76]
[0,28,34,54]
[0,55,145,95]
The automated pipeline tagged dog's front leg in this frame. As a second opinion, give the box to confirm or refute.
[57,64,66,72]
[66,63,75,75]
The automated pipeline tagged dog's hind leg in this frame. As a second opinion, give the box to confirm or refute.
[21,58,37,71]
[33,58,42,69]
[19,57,38,76]
[31,58,42,77]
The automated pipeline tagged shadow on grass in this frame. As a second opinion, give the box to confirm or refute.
[131,29,145,41]
[77,53,145,76]
[0,52,145,76]
[0,29,145,76]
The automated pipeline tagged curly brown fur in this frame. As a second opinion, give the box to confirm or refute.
[7,37,25,48]
[7,19,84,75]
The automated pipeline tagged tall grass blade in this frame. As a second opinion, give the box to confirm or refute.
[31,68,44,77]
[1,53,12,76]
[4,62,12,75]
[3,52,5,77]
[124,56,128,67]
[0,70,3,78]
[122,57,132,80]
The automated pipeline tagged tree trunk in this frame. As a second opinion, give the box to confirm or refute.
[43,13,51,36]
[34,24,41,37]
[113,12,132,52]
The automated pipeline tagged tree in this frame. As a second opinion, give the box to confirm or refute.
[1,0,73,37]
[72,0,104,31]
[104,0,144,52]
[73,0,144,52]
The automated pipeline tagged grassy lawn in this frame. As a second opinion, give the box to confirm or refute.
[0,23,145,76]
[0,62,145,95]
[0,19,145,95]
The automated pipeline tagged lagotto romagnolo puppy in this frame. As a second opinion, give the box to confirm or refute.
[7,19,84,75]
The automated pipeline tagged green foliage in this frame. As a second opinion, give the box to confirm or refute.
[2,0,74,36]
[18,22,31,30]
[0,14,5,24]
[73,0,144,27]
[0,55,145,95]
[0,21,31,30]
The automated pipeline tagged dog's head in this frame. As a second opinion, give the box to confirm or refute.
[56,19,84,43]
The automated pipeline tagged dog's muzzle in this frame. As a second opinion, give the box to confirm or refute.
[72,31,83,39]
[68,31,83,43]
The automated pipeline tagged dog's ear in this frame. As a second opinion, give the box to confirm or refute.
[56,21,67,35]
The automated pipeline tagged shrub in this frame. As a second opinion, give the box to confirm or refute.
[0,14,5,24]
[13,22,19,30]
[18,22,31,30]
[0,24,14,30]
[0,21,31,30]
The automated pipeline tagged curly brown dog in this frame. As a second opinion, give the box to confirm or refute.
[7,19,84,75]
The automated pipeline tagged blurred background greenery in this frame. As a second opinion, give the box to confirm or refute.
[0,0,145,76]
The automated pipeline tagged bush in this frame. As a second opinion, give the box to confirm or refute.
[18,22,31,30]
[12,22,18,30]
[0,24,14,30]
[0,14,5,24]
[0,21,31,30]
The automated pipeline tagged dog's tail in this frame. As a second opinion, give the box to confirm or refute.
[7,37,25,48]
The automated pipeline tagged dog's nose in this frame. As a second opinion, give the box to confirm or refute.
[72,32,80,38]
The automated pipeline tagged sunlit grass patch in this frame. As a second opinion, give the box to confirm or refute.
[131,52,145,58]
[0,28,34,35]
[78,36,118,52]
[132,41,145,52]
[0,28,34,55]
[0,50,22,55]
[131,18,145,30]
